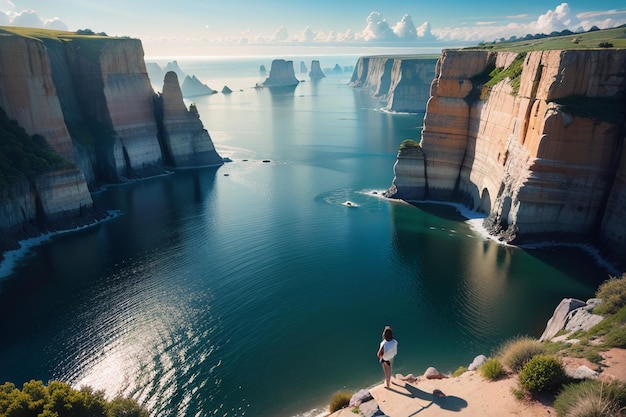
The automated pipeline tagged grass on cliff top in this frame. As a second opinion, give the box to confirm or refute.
[0,26,131,59]
[463,25,626,52]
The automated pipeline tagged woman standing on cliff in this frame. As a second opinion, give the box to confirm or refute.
[377,326,398,388]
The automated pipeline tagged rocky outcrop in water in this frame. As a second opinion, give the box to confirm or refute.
[350,56,437,113]
[385,49,626,267]
[309,60,326,79]
[181,75,216,97]
[158,72,223,167]
[0,28,222,255]
[261,59,299,87]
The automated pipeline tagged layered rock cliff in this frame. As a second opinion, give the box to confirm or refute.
[261,59,299,87]
[157,72,224,167]
[349,56,438,113]
[0,28,222,255]
[385,49,626,268]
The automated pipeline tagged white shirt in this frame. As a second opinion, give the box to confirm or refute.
[380,339,398,361]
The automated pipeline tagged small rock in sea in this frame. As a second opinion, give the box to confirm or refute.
[242,159,248,162]
[262,160,271,163]
[222,157,233,162]
[224,173,230,176]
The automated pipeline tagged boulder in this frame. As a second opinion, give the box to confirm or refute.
[540,298,604,342]
[424,367,448,379]
[468,355,488,371]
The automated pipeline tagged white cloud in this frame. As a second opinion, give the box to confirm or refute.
[11,9,44,28]
[44,17,68,31]
[301,26,317,42]
[434,2,626,42]
[272,25,289,41]
[0,4,70,32]
[535,3,578,33]
[0,0,15,12]
[359,11,395,41]
[416,21,436,40]
[393,14,417,39]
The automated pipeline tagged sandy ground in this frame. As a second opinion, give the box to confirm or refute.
[327,348,626,417]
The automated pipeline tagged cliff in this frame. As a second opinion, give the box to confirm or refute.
[385,49,626,268]
[0,27,222,256]
[158,72,223,167]
[309,60,326,79]
[349,56,438,113]
[261,59,299,87]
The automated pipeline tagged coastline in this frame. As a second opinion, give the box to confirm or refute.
[398,198,622,276]
[0,207,117,278]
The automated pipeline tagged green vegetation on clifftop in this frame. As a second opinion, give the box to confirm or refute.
[463,25,626,52]
[0,26,132,61]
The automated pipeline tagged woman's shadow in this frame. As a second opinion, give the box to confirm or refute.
[389,381,468,415]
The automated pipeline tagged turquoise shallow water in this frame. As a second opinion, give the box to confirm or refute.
[0,56,612,417]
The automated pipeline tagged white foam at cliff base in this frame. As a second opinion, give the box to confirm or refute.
[402,199,620,275]
[0,235,52,279]
[0,210,122,279]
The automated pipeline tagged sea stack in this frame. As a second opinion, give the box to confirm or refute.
[261,59,299,87]
[181,75,216,97]
[309,60,326,79]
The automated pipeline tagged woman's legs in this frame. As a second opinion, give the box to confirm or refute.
[382,361,392,388]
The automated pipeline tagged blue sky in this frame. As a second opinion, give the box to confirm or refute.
[1,0,625,56]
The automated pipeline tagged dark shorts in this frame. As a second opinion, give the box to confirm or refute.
[380,358,391,365]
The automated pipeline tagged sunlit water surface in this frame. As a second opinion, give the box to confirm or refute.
[0,56,612,417]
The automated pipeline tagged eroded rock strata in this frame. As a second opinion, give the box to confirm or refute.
[0,28,222,254]
[261,59,299,87]
[159,72,223,167]
[349,56,438,113]
[385,49,626,267]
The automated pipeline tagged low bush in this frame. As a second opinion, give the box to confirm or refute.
[329,391,352,413]
[518,355,566,394]
[0,380,148,417]
[553,379,626,417]
[479,358,504,380]
[452,366,467,377]
[497,336,546,372]
[594,273,626,315]
[399,139,420,150]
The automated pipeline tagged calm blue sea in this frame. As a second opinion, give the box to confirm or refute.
[0,55,613,417]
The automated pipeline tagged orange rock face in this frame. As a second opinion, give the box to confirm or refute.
[390,49,626,267]
[0,34,74,163]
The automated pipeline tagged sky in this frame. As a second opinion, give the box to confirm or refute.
[1,0,625,56]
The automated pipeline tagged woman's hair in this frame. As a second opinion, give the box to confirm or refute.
[383,326,393,341]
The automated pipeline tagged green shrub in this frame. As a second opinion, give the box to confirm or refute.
[452,366,467,377]
[399,139,420,150]
[329,391,352,413]
[479,358,504,380]
[595,273,626,315]
[554,379,626,417]
[497,336,547,372]
[518,355,566,394]
[0,380,147,417]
